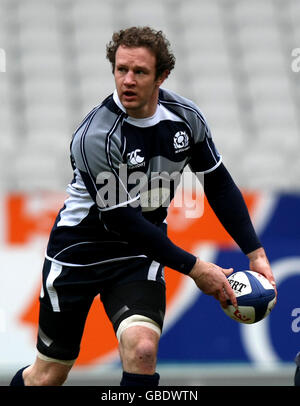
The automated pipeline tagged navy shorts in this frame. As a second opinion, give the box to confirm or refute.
[37,257,166,361]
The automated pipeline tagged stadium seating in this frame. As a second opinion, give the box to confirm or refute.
[0,0,299,192]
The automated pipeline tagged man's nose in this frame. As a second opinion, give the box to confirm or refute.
[124,71,135,85]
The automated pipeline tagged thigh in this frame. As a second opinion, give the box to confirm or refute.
[100,279,166,337]
[37,259,95,361]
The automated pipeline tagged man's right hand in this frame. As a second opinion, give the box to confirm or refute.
[188,258,237,309]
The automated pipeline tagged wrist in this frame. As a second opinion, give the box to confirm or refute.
[246,247,267,262]
[188,257,205,279]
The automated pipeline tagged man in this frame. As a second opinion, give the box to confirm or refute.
[10,26,276,386]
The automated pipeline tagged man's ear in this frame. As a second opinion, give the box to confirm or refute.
[156,70,169,87]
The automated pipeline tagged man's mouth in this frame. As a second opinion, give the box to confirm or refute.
[123,90,137,99]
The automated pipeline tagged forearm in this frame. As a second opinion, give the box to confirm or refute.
[101,206,197,274]
[204,163,261,255]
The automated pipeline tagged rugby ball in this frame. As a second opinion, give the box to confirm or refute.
[222,270,276,324]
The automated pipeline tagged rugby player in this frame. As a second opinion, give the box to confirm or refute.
[10,26,276,386]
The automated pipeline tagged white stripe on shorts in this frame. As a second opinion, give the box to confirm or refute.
[46,261,63,312]
[147,260,160,281]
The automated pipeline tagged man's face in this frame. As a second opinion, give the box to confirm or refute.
[114,45,166,118]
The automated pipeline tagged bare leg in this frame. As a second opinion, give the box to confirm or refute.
[119,325,160,374]
[23,355,73,386]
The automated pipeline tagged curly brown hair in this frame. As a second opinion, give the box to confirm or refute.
[106,26,175,79]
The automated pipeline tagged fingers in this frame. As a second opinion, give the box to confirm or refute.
[270,279,277,295]
[270,279,278,302]
[221,279,238,309]
[252,268,277,297]
[221,267,234,277]
[219,268,237,308]
[190,260,237,309]
[216,290,228,309]
[213,273,237,309]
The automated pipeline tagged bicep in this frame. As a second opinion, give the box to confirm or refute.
[189,132,222,174]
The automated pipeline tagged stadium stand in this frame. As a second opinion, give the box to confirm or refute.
[0,0,299,193]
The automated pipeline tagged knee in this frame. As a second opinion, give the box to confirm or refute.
[120,326,159,373]
[133,337,157,366]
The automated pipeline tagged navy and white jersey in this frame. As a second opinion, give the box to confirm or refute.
[46,88,222,266]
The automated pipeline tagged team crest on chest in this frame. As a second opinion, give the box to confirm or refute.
[173,131,190,153]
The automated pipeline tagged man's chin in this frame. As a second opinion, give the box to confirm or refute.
[122,100,138,109]
[121,101,141,116]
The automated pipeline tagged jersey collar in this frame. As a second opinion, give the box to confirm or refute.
[113,89,127,114]
[113,89,164,128]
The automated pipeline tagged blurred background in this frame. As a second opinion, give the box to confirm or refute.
[0,0,299,386]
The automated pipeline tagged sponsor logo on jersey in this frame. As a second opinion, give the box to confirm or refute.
[127,149,145,168]
[173,131,190,153]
